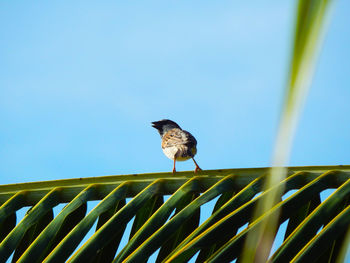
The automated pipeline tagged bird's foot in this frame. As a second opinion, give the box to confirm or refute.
[194,166,202,173]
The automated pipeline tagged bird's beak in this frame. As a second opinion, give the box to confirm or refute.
[151,121,160,129]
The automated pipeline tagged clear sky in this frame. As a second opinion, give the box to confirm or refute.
[1,0,349,186]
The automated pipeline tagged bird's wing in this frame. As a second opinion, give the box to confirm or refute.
[162,129,197,149]
[183,130,197,147]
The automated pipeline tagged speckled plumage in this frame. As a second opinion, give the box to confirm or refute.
[152,119,201,173]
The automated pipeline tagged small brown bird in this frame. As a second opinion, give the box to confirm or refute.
[152,119,201,173]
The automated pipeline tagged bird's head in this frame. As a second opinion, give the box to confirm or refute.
[151,119,181,137]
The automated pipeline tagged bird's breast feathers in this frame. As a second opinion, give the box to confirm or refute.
[162,145,197,161]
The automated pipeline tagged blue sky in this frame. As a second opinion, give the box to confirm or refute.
[1,0,349,186]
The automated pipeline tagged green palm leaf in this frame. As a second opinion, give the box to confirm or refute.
[0,166,349,262]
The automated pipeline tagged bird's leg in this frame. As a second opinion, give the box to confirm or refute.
[192,158,201,173]
[172,158,176,174]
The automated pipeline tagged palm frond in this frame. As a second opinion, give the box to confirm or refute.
[0,166,349,262]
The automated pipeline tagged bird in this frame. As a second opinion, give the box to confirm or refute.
[151,119,201,173]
